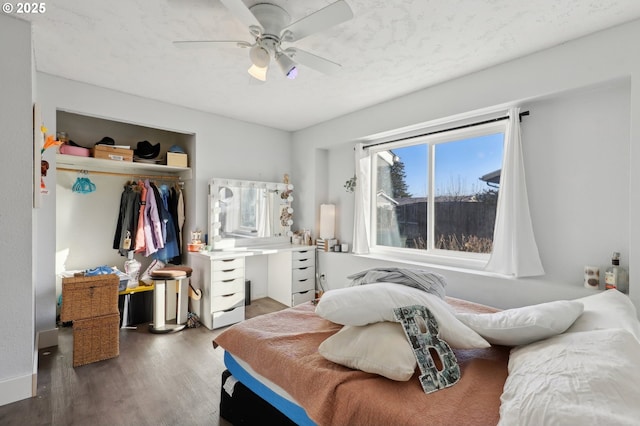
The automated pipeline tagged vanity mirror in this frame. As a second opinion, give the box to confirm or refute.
[209,178,294,246]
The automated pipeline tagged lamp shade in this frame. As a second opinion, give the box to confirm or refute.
[275,52,298,79]
[248,64,268,81]
[319,204,336,239]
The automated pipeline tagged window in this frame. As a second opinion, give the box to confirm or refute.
[370,121,505,259]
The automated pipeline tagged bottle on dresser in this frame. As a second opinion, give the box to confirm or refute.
[604,251,628,294]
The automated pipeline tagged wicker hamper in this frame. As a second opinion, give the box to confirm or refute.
[72,313,120,367]
[61,274,119,322]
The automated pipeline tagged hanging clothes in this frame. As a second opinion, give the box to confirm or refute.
[177,186,185,242]
[168,185,183,264]
[148,181,166,251]
[134,180,147,254]
[112,183,140,256]
[143,179,163,257]
[154,184,180,262]
[112,177,185,263]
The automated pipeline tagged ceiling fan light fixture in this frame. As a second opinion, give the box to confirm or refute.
[248,64,268,81]
[249,44,270,68]
[276,52,298,80]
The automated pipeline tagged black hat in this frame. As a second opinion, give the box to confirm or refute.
[134,140,160,159]
[95,136,115,146]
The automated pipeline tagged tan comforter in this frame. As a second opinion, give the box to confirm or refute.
[214,297,509,426]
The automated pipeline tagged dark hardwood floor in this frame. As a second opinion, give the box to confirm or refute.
[0,298,288,426]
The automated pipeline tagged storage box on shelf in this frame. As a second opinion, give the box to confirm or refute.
[167,152,188,167]
[91,145,133,162]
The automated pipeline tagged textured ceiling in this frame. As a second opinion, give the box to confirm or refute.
[18,0,640,131]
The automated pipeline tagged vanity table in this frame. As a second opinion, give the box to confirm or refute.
[188,177,315,330]
[189,245,315,330]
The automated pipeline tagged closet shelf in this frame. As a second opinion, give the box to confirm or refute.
[55,154,192,179]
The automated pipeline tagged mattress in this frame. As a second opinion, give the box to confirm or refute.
[216,289,640,426]
[214,299,509,426]
[222,351,314,425]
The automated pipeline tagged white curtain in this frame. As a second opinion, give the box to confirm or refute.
[484,107,544,277]
[352,142,371,254]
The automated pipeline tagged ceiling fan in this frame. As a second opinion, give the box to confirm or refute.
[174,0,354,81]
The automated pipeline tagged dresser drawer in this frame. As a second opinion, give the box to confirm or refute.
[212,305,244,329]
[213,267,244,283]
[292,249,314,261]
[212,292,245,312]
[212,276,244,297]
[212,257,245,272]
[292,266,315,282]
[292,275,314,293]
[292,290,315,306]
[293,257,314,269]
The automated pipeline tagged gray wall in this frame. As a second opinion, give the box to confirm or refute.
[0,14,35,405]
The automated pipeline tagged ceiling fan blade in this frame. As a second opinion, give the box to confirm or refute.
[286,48,341,75]
[173,40,251,49]
[219,0,262,32]
[282,0,353,42]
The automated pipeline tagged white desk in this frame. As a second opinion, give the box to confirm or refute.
[188,244,316,329]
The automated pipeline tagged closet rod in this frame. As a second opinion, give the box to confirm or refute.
[56,167,183,181]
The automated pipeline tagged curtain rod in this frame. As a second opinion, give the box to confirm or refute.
[363,110,530,150]
[56,167,183,181]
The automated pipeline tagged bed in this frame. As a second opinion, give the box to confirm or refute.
[213,282,640,426]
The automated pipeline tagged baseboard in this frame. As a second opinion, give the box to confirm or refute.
[37,328,58,349]
[30,327,58,400]
[0,374,33,406]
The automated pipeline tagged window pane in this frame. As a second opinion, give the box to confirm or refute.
[433,133,503,253]
[375,145,428,249]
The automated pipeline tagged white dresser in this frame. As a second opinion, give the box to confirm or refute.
[268,247,316,307]
[189,245,316,329]
[190,252,249,330]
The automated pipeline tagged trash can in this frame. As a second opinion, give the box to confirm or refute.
[245,280,251,305]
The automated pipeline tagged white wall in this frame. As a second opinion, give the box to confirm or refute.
[35,73,292,338]
[0,14,35,405]
[293,19,640,311]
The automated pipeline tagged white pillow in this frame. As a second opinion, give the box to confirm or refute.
[499,328,640,426]
[319,322,416,381]
[315,283,490,349]
[456,300,584,346]
[564,289,640,340]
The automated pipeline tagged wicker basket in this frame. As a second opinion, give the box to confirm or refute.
[72,313,120,367]
[61,274,119,322]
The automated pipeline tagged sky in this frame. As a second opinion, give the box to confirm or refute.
[393,132,504,197]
